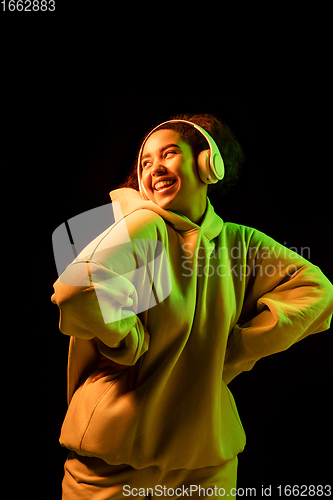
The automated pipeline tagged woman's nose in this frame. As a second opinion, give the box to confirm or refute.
[151,162,167,177]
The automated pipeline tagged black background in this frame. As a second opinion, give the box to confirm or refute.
[3,10,332,499]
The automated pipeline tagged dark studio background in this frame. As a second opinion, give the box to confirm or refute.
[4,17,331,498]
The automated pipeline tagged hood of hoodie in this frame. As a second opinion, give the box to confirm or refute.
[110,188,223,241]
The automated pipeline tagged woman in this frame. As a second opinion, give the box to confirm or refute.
[52,113,333,498]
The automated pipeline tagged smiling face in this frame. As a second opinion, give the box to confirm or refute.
[140,129,208,224]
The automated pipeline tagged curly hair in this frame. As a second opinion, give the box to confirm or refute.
[120,113,245,195]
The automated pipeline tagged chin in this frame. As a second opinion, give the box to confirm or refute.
[150,185,180,209]
[154,198,174,210]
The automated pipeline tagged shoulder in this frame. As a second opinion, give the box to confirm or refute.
[123,209,167,239]
[222,222,277,245]
[221,221,256,243]
[220,222,284,259]
[92,209,167,259]
[72,209,166,264]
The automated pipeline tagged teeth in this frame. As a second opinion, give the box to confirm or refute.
[155,180,175,191]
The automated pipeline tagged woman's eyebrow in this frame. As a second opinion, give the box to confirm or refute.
[141,143,181,161]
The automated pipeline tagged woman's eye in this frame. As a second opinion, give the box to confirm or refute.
[142,161,152,169]
[165,150,176,158]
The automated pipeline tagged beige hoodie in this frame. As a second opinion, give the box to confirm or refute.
[52,188,333,471]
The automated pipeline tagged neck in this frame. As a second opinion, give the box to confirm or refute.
[173,198,208,225]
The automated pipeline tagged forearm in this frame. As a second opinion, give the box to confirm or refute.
[224,262,333,383]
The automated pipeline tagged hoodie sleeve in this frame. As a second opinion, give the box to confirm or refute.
[51,210,171,366]
[223,228,333,384]
[51,264,150,366]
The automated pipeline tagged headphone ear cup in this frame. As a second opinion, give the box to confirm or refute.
[197,149,212,184]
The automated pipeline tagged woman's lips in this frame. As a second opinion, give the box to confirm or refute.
[154,179,176,192]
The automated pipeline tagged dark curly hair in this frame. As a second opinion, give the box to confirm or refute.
[121,113,245,195]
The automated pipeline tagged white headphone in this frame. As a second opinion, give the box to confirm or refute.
[137,119,225,199]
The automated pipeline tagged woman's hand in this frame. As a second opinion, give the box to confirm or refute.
[92,354,129,383]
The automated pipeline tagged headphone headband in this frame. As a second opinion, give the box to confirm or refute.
[137,119,224,198]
